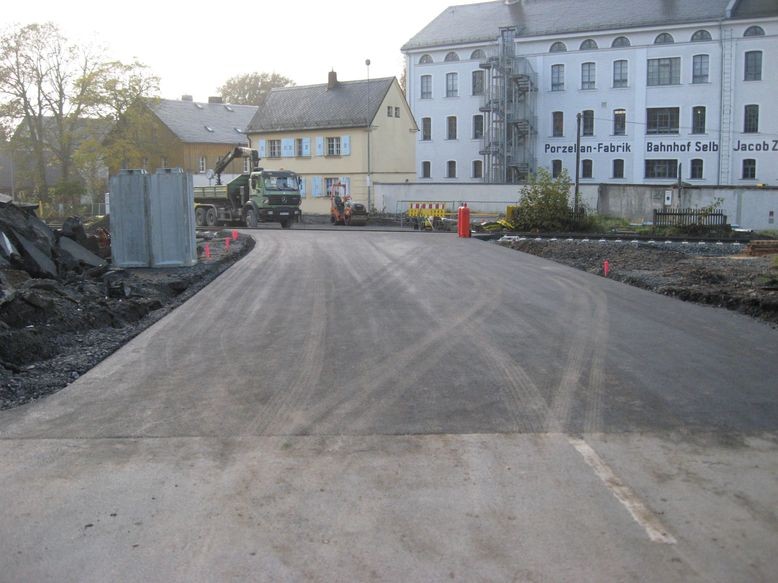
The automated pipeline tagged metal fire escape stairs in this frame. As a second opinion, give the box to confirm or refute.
[479,27,537,183]
[718,26,735,184]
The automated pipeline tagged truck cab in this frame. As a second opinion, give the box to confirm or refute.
[245,170,302,229]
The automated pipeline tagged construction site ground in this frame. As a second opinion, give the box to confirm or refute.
[1,233,253,409]
[497,237,778,327]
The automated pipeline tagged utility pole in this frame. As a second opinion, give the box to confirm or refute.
[574,112,581,211]
[365,58,372,212]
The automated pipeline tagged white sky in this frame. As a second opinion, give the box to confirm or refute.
[4,0,484,101]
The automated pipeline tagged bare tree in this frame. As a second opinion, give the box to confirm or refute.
[218,72,295,106]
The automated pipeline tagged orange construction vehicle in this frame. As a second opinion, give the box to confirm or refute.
[329,182,368,226]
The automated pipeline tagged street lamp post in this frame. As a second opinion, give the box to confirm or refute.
[366,58,371,212]
[575,112,581,211]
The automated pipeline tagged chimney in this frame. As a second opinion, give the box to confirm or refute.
[327,70,339,90]
[181,94,193,101]
[208,96,223,104]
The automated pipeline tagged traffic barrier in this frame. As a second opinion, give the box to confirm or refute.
[458,203,471,238]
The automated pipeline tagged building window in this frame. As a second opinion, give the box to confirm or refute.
[647,57,681,85]
[582,159,593,178]
[611,36,631,48]
[742,159,756,179]
[690,159,704,179]
[198,156,206,173]
[421,117,431,141]
[692,30,712,42]
[268,140,281,158]
[325,177,339,196]
[613,60,628,87]
[419,54,433,64]
[744,26,765,37]
[326,136,341,156]
[580,39,598,50]
[473,114,484,139]
[420,75,432,99]
[472,70,484,95]
[387,105,393,117]
[581,62,596,89]
[646,107,680,134]
[446,72,458,97]
[295,138,305,157]
[645,159,678,178]
[613,109,626,135]
[395,107,400,118]
[692,55,709,83]
[421,161,431,178]
[654,33,675,44]
[692,106,706,134]
[582,110,594,136]
[446,160,457,178]
[745,51,762,81]
[552,111,564,137]
[552,159,562,178]
[472,160,483,178]
[613,159,624,178]
[446,116,457,140]
[551,64,564,90]
[444,51,460,62]
[744,104,759,133]
[471,49,486,60]
[550,41,567,52]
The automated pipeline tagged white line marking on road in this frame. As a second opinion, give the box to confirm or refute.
[569,438,677,545]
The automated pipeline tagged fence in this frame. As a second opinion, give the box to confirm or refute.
[652,208,728,228]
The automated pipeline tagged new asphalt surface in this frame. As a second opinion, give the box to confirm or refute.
[1,230,777,582]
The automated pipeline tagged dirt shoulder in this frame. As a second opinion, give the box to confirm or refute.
[1,233,254,409]
[498,238,778,326]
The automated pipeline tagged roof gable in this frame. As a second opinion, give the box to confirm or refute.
[149,98,257,145]
[246,77,396,133]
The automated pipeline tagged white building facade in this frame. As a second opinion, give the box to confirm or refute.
[403,0,778,187]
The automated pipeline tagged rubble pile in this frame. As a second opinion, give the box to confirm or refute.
[1,202,254,409]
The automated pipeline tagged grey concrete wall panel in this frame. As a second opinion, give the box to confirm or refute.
[109,170,150,268]
[148,169,197,267]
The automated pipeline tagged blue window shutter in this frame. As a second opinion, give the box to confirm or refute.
[342,135,351,156]
[258,139,266,158]
[282,138,294,157]
[312,176,322,197]
[303,138,311,156]
[316,136,324,156]
[342,177,350,195]
[298,176,306,198]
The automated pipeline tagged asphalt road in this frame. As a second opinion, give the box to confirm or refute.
[1,230,777,582]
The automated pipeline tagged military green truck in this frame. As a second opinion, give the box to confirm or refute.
[193,147,302,229]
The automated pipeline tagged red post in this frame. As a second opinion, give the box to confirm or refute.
[231,229,238,240]
[225,237,231,251]
[458,202,471,238]
[204,242,211,259]
[603,259,610,277]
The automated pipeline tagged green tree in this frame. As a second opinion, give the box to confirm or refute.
[0,23,158,200]
[514,168,574,231]
[218,72,295,105]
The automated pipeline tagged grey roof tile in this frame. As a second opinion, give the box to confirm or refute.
[149,98,257,145]
[402,0,778,50]
[246,77,395,133]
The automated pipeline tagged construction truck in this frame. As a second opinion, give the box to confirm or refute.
[193,147,302,229]
[329,182,368,226]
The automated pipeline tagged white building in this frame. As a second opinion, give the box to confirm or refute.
[402,0,778,186]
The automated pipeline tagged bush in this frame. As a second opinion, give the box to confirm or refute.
[513,168,575,231]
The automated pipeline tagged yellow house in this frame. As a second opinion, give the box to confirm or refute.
[246,72,417,214]
[107,96,258,183]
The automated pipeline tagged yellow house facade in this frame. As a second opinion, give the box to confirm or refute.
[246,73,417,214]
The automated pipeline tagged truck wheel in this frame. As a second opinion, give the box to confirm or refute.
[205,207,218,226]
[245,207,258,228]
[280,219,291,229]
[330,215,336,224]
[195,207,206,226]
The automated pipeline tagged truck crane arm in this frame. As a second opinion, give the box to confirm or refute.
[213,147,259,185]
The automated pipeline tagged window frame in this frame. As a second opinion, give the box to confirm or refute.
[613,60,628,88]
[692,54,709,84]
[690,158,704,179]
[446,160,457,178]
[745,51,762,81]
[581,62,596,90]
[325,136,341,157]
[611,36,631,48]
[472,114,484,139]
[582,159,593,179]
[446,116,458,140]
[472,159,483,179]
[421,160,431,179]
[420,75,432,99]
[613,109,626,136]
[552,111,564,137]
[472,70,485,95]
[742,158,756,179]
[613,159,625,179]
[647,57,681,86]
[421,117,431,141]
[582,110,594,136]
[744,104,759,133]
[645,159,679,179]
[552,159,562,178]
[445,72,459,97]
[692,106,707,134]
[646,107,680,134]
[551,64,565,91]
